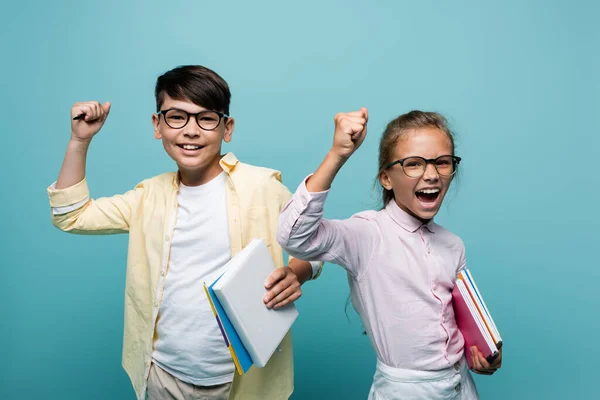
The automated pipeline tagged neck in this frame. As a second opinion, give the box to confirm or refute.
[178,156,223,186]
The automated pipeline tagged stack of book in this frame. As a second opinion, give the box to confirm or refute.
[204,239,299,374]
[452,267,503,369]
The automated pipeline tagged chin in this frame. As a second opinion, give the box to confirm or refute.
[178,158,206,167]
[412,206,440,222]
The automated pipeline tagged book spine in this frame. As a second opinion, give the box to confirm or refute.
[464,269,502,341]
[203,284,243,374]
[458,273,498,345]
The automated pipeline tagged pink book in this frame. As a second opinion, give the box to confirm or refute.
[452,277,500,370]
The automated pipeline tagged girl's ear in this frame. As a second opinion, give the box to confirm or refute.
[380,170,393,191]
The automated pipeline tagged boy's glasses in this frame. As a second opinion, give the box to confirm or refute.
[386,155,461,178]
[158,108,229,131]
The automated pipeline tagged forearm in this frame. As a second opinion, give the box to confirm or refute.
[305,151,348,192]
[56,138,91,189]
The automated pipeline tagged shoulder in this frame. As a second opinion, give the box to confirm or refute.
[233,161,282,183]
[134,172,176,191]
[229,161,292,210]
[331,209,384,237]
[432,223,465,251]
[352,209,389,235]
[350,209,380,222]
[232,161,288,193]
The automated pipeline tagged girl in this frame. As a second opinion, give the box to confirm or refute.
[277,109,501,399]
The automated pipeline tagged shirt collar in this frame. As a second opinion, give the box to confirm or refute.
[219,152,239,173]
[170,152,240,188]
[385,200,436,233]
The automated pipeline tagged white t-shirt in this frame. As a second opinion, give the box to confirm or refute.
[152,172,235,386]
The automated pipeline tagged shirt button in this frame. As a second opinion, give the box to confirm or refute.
[160,269,166,276]
[165,235,170,242]
[455,383,462,392]
[154,301,158,307]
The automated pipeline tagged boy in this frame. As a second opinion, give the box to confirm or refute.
[48,65,321,400]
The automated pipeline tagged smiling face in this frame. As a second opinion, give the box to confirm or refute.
[379,126,455,222]
[152,95,234,186]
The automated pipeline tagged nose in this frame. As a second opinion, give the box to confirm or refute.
[423,162,439,182]
[182,118,201,138]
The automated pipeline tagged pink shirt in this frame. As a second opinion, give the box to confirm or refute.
[277,178,465,371]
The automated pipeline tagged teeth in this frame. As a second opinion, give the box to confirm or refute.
[418,189,439,194]
[182,145,200,150]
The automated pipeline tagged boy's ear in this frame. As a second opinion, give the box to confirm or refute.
[223,117,234,143]
[380,171,393,191]
[152,114,162,139]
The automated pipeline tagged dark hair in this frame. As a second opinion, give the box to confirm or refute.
[377,110,456,207]
[155,65,231,115]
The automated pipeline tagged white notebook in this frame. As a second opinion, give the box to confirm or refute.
[212,239,299,368]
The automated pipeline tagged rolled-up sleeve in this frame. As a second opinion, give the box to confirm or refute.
[47,178,144,235]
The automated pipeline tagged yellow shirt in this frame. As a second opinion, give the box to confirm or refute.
[47,152,320,400]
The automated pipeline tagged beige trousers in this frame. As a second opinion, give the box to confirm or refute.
[147,363,232,400]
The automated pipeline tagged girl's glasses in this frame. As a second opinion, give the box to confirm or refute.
[386,155,461,178]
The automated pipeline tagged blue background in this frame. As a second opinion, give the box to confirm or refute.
[2,1,598,399]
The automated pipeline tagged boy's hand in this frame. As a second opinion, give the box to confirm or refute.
[263,267,301,309]
[71,101,111,142]
[471,346,502,375]
[330,107,368,160]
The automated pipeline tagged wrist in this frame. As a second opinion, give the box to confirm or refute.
[287,263,309,285]
[325,150,349,168]
[68,136,92,151]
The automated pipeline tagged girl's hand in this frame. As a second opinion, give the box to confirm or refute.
[330,107,368,160]
[71,101,111,142]
[306,107,369,192]
[471,346,502,375]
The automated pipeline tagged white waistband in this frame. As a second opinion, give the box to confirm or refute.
[375,358,466,383]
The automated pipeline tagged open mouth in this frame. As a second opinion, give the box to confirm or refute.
[415,188,440,204]
[177,144,204,151]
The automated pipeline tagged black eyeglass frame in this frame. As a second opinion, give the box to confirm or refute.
[157,108,230,130]
[386,155,462,178]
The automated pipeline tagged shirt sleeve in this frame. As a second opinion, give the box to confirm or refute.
[47,178,145,235]
[274,172,323,280]
[277,176,379,277]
